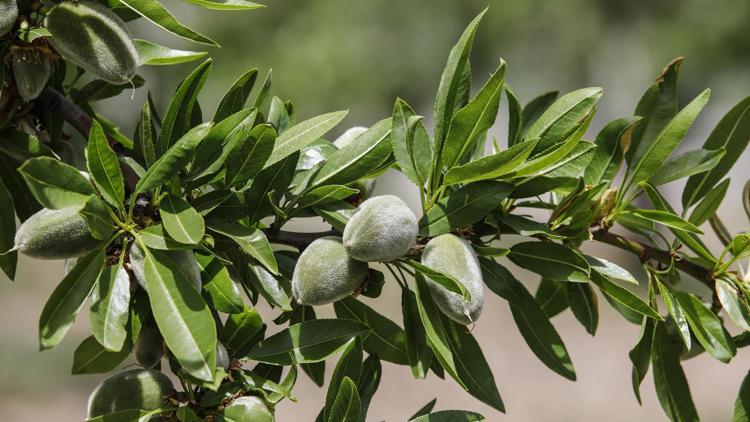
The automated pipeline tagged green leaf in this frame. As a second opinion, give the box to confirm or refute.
[441,314,505,412]
[494,214,562,240]
[410,410,485,422]
[524,87,603,152]
[225,124,276,188]
[160,194,205,245]
[480,258,576,380]
[413,274,460,382]
[716,277,750,332]
[297,185,359,210]
[0,129,56,162]
[584,118,639,186]
[520,91,559,137]
[208,221,278,274]
[0,178,16,279]
[511,113,591,177]
[265,111,348,169]
[504,85,523,147]
[334,297,409,365]
[684,96,750,207]
[325,338,363,421]
[136,122,212,194]
[139,243,217,381]
[649,147,725,186]
[357,355,381,421]
[158,60,212,153]
[419,181,512,236]
[590,271,661,320]
[733,370,750,422]
[508,241,590,282]
[402,286,433,379]
[629,316,654,404]
[89,255,130,351]
[246,153,298,223]
[79,195,116,241]
[621,208,702,234]
[585,256,638,285]
[134,39,208,66]
[444,139,538,185]
[441,59,506,171]
[18,157,95,209]
[314,201,356,232]
[180,0,262,10]
[327,377,361,422]
[72,335,130,374]
[567,282,598,335]
[214,69,258,122]
[196,254,243,314]
[656,278,691,350]
[247,319,370,365]
[535,279,570,318]
[134,100,157,168]
[221,306,264,358]
[624,88,711,193]
[651,321,699,422]
[116,0,218,46]
[402,259,469,300]
[312,118,392,187]
[137,224,193,250]
[39,249,105,350]
[433,9,486,150]
[247,264,292,311]
[674,291,736,363]
[689,178,729,226]
[85,120,124,209]
[290,306,326,387]
[190,109,258,180]
[408,399,437,420]
[392,99,431,186]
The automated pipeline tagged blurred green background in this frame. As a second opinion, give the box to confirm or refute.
[3,0,750,420]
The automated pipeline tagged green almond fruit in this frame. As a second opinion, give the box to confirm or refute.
[292,236,368,306]
[134,319,163,369]
[421,234,485,325]
[0,0,18,36]
[14,207,103,260]
[87,369,173,418]
[12,51,51,102]
[343,195,418,262]
[45,0,137,84]
[129,242,202,292]
[223,396,274,422]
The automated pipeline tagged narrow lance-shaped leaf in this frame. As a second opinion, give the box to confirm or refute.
[134,99,157,168]
[392,99,431,186]
[264,111,348,169]
[214,68,258,121]
[334,297,409,365]
[584,117,639,186]
[0,178,16,279]
[443,138,538,185]
[90,251,130,352]
[324,337,363,421]
[327,376,361,422]
[138,242,217,381]
[733,370,750,422]
[86,120,124,209]
[225,124,276,188]
[134,39,208,66]
[651,321,699,422]
[508,241,590,283]
[18,157,95,209]
[402,286,433,379]
[590,271,662,320]
[419,181,512,236]
[567,282,598,335]
[117,0,219,46]
[208,221,278,275]
[674,291,736,363]
[684,95,750,207]
[160,194,205,245]
[39,249,105,350]
[71,335,130,375]
[649,147,725,186]
[441,59,507,171]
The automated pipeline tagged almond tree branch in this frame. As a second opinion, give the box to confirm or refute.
[36,86,139,192]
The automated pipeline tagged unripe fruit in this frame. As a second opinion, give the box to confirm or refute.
[135,320,163,369]
[0,0,18,36]
[12,51,51,102]
[333,126,367,149]
[129,243,202,292]
[86,369,173,418]
[216,342,230,370]
[14,207,102,259]
[342,195,418,262]
[421,234,485,325]
[223,396,274,422]
[292,236,368,306]
[45,0,137,84]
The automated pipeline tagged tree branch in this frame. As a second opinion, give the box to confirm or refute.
[262,229,339,250]
[36,86,139,192]
[591,229,714,287]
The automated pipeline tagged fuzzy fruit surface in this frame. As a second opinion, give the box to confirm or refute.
[421,234,485,324]
[343,195,418,262]
[45,0,137,84]
[129,243,202,292]
[223,396,274,422]
[135,319,163,369]
[292,236,368,306]
[12,52,51,102]
[15,207,103,259]
[87,369,173,418]
[0,0,17,36]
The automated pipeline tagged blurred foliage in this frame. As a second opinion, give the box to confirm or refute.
[133,0,750,128]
